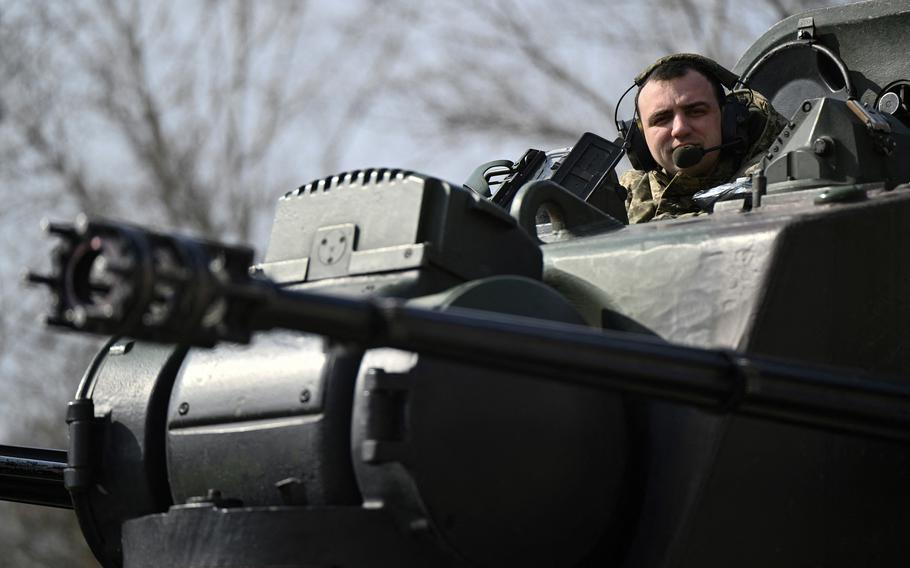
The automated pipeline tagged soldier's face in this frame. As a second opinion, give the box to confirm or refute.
[637,70,723,176]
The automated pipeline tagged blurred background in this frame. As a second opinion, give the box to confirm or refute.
[0,0,844,565]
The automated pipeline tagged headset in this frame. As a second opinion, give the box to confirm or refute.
[616,53,754,172]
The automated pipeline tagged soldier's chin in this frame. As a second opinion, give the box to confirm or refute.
[678,162,707,177]
[681,154,719,177]
[664,161,698,176]
[660,157,682,175]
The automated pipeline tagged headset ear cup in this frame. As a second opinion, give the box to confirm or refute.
[721,97,750,154]
[620,119,658,171]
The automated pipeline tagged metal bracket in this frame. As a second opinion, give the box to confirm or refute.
[307,223,358,281]
[797,16,815,41]
[64,398,96,493]
[509,180,623,243]
[361,368,412,465]
[846,98,896,155]
[718,350,761,413]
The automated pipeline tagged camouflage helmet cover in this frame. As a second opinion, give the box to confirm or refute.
[634,53,740,90]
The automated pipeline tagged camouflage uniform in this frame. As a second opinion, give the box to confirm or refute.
[620,91,787,223]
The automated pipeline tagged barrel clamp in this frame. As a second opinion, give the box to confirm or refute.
[64,398,97,494]
[718,350,762,413]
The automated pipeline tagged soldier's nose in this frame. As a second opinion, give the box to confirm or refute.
[671,114,692,138]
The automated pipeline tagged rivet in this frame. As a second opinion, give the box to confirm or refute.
[299,389,311,403]
[178,402,190,415]
[813,137,833,156]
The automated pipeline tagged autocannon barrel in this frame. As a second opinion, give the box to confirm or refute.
[27,216,910,443]
[0,445,71,509]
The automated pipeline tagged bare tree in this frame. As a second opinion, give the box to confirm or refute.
[390,0,845,157]
[1,0,416,242]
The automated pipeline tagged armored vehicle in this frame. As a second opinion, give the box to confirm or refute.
[4,2,910,566]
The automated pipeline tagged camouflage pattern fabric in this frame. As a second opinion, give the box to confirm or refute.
[620,91,787,223]
[634,53,739,90]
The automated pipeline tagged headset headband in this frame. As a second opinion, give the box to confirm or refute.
[634,53,741,91]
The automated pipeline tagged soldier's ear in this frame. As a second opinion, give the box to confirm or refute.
[619,119,658,172]
[720,94,751,155]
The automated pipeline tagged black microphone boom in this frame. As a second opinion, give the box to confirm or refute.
[672,145,708,169]
[672,138,744,169]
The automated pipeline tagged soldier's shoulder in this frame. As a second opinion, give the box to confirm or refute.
[734,89,788,175]
[620,168,649,190]
[621,168,660,224]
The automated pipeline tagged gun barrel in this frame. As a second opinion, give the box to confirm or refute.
[262,293,910,443]
[31,217,910,443]
[0,445,71,508]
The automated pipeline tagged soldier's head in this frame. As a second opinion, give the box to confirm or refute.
[635,58,726,176]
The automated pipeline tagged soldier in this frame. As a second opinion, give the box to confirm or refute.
[620,54,787,223]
